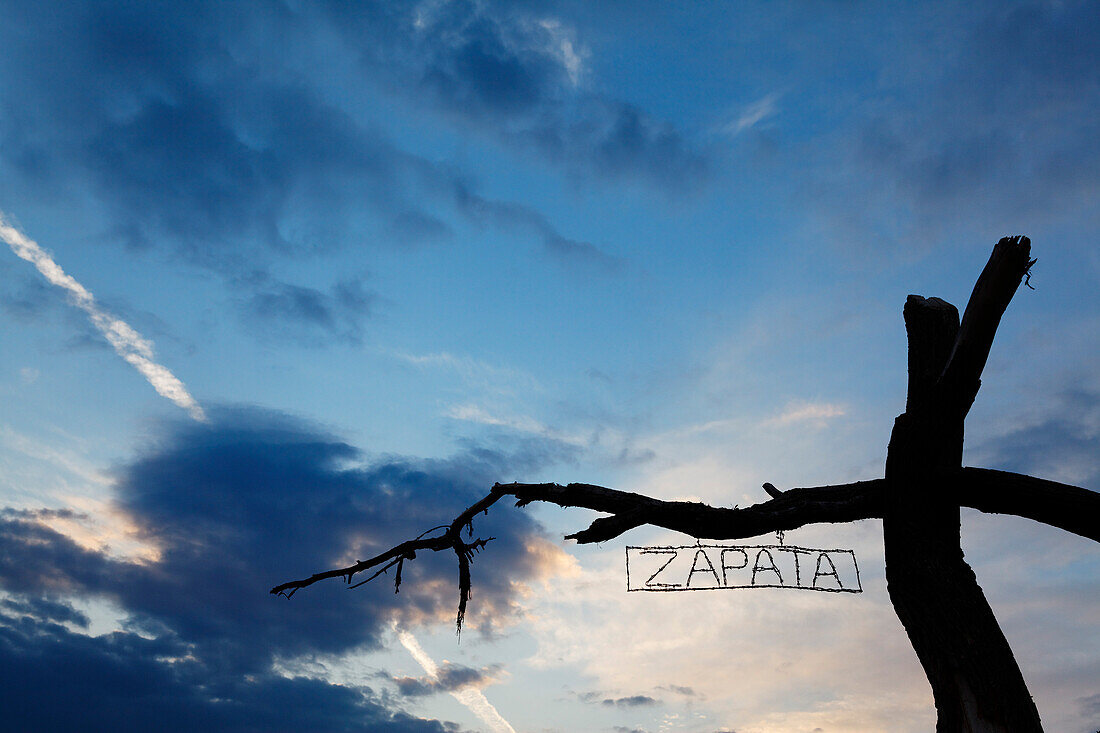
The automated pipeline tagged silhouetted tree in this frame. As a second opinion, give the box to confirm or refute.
[273,237,1098,732]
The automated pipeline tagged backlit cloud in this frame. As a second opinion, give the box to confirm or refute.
[0,407,575,731]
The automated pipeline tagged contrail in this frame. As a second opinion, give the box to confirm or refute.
[1,213,206,422]
[397,629,517,733]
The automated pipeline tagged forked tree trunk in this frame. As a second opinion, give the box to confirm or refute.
[883,240,1043,731]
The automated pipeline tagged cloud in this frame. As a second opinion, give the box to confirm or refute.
[445,404,563,439]
[0,1,390,262]
[0,270,55,322]
[658,684,696,697]
[240,274,374,345]
[389,210,454,246]
[449,180,623,272]
[601,695,659,708]
[0,407,574,730]
[392,350,539,396]
[1077,692,1100,719]
[1,214,206,421]
[0,610,451,733]
[0,595,90,628]
[576,690,661,708]
[762,401,847,428]
[0,425,112,489]
[0,1,628,335]
[520,96,707,190]
[971,387,1100,487]
[723,92,781,137]
[813,1,1100,247]
[326,0,707,190]
[398,630,517,733]
[393,661,502,697]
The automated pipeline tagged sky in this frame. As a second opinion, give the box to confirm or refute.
[1,1,1098,731]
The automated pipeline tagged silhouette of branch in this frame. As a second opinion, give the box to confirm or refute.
[270,478,885,624]
[938,235,1035,417]
[500,479,885,544]
[269,489,506,631]
[957,468,1099,543]
[270,466,1095,628]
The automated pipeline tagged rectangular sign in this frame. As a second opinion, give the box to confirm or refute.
[626,544,862,593]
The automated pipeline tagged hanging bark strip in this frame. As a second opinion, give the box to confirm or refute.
[271,236,1099,731]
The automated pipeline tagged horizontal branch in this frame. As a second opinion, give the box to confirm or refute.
[957,467,1100,543]
[498,479,886,544]
[269,468,1096,628]
[269,479,885,612]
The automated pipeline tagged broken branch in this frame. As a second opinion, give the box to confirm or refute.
[938,236,1035,417]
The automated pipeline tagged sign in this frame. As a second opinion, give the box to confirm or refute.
[626,544,862,593]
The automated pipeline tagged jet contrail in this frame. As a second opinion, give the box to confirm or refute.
[1,213,206,422]
[397,629,517,733]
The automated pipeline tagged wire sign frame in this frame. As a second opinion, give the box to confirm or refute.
[626,544,862,593]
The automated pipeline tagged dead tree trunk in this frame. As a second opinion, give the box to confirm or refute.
[884,242,1042,731]
[273,236,1099,732]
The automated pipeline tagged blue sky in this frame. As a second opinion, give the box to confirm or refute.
[1,1,1098,731]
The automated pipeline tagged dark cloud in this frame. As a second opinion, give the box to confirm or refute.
[601,695,659,708]
[415,3,562,117]
[0,1,629,347]
[975,388,1100,488]
[0,595,89,628]
[241,275,374,345]
[1076,691,1100,719]
[0,270,113,353]
[0,273,56,323]
[328,0,707,190]
[450,180,623,272]
[393,662,502,697]
[0,406,565,730]
[576,689,661,711]
[518,97,706,191]
[658,684,695,697]
[389,211,454,246]
[824,1,1100,243]
[0,1,662,250]
[0,612,450,733]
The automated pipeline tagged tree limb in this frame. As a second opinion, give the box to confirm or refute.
[269,479,884,618]
[499,479,885,544]
[269,488,506,632]
[958,467,1100,543]
[937,235,1035,417]
[269,468,1096,628]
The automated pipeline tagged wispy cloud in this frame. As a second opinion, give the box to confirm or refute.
[0,214,205,421]
[537,18,586,86]
[391,350,540,395]
[397,629,517,733]
[445,403,560,438]
[763,401,846,427]
[0,424,111,488]
[723,92,781,136]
